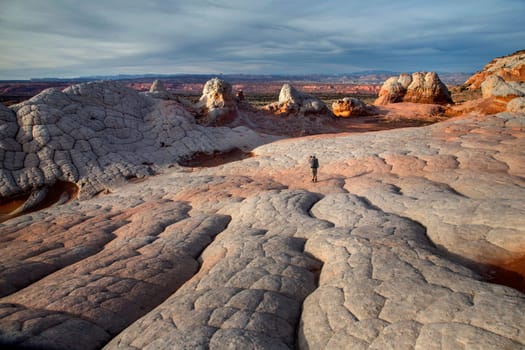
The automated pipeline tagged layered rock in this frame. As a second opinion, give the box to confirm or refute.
[332,97,374,117]
[195,77,239,126]
[465,49,525,89]
[263,84,329,115]
[375,72,452,105]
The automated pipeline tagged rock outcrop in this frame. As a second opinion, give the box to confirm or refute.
[332,97,374,117]
[143,79,176,101]
[481,74,525,99]
[263,84,329,115]
[507,97,525,114]
[149,79,166,93]
[0,80,268,212]
[195,77,239,126]
[375,72,452,105]
[465,49,525,89]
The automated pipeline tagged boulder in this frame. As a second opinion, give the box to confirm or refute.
[195,77,238,126]
[263,84,329,115]
[375,72,452,105]
[481,75,525,99]
[332,97,373,117]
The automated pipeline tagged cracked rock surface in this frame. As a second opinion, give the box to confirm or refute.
[0,82,524,349]
[0,81,269,203]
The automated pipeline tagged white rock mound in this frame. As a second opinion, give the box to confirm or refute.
[0,80,266,201]
[481,75,525,99]
[263,84,329,115]
[195,77,239,126]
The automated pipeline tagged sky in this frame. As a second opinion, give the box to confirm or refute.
[0,0,524,80]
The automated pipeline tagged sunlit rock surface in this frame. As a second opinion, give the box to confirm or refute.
[375,72,452,105]
[481,75,525,99]
[465,50,525,90]
[332,97,374,117]
[0,80,524,349]
[195,78,239,126]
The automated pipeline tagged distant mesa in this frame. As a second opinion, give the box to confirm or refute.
[375,72,452,105]
[195,77,239,126]
[263,83,329,116]
[332,97,375,117]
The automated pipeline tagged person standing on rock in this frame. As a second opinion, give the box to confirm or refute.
[309,155,319,182]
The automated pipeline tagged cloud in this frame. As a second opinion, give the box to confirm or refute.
[0,0,524,79]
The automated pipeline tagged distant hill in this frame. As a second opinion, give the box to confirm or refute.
[18,71,471,85]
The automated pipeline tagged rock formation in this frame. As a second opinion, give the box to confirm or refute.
[142,79,178,101]
[332,97,374,117]
[263,84,329,115]
[0,80,268,213]
[447,51,525,116]
[149,79,166,93]
[465,49,525,89]
[375,72,453,105]
[507,97,525,114]
[195,77,239,126]
[481,74,525,99]
[374,75,410,105]
[0,65,525,349]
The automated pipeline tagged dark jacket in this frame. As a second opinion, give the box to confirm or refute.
[309,157,319,168]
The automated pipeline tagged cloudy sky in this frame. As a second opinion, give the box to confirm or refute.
[0,0,524,79]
